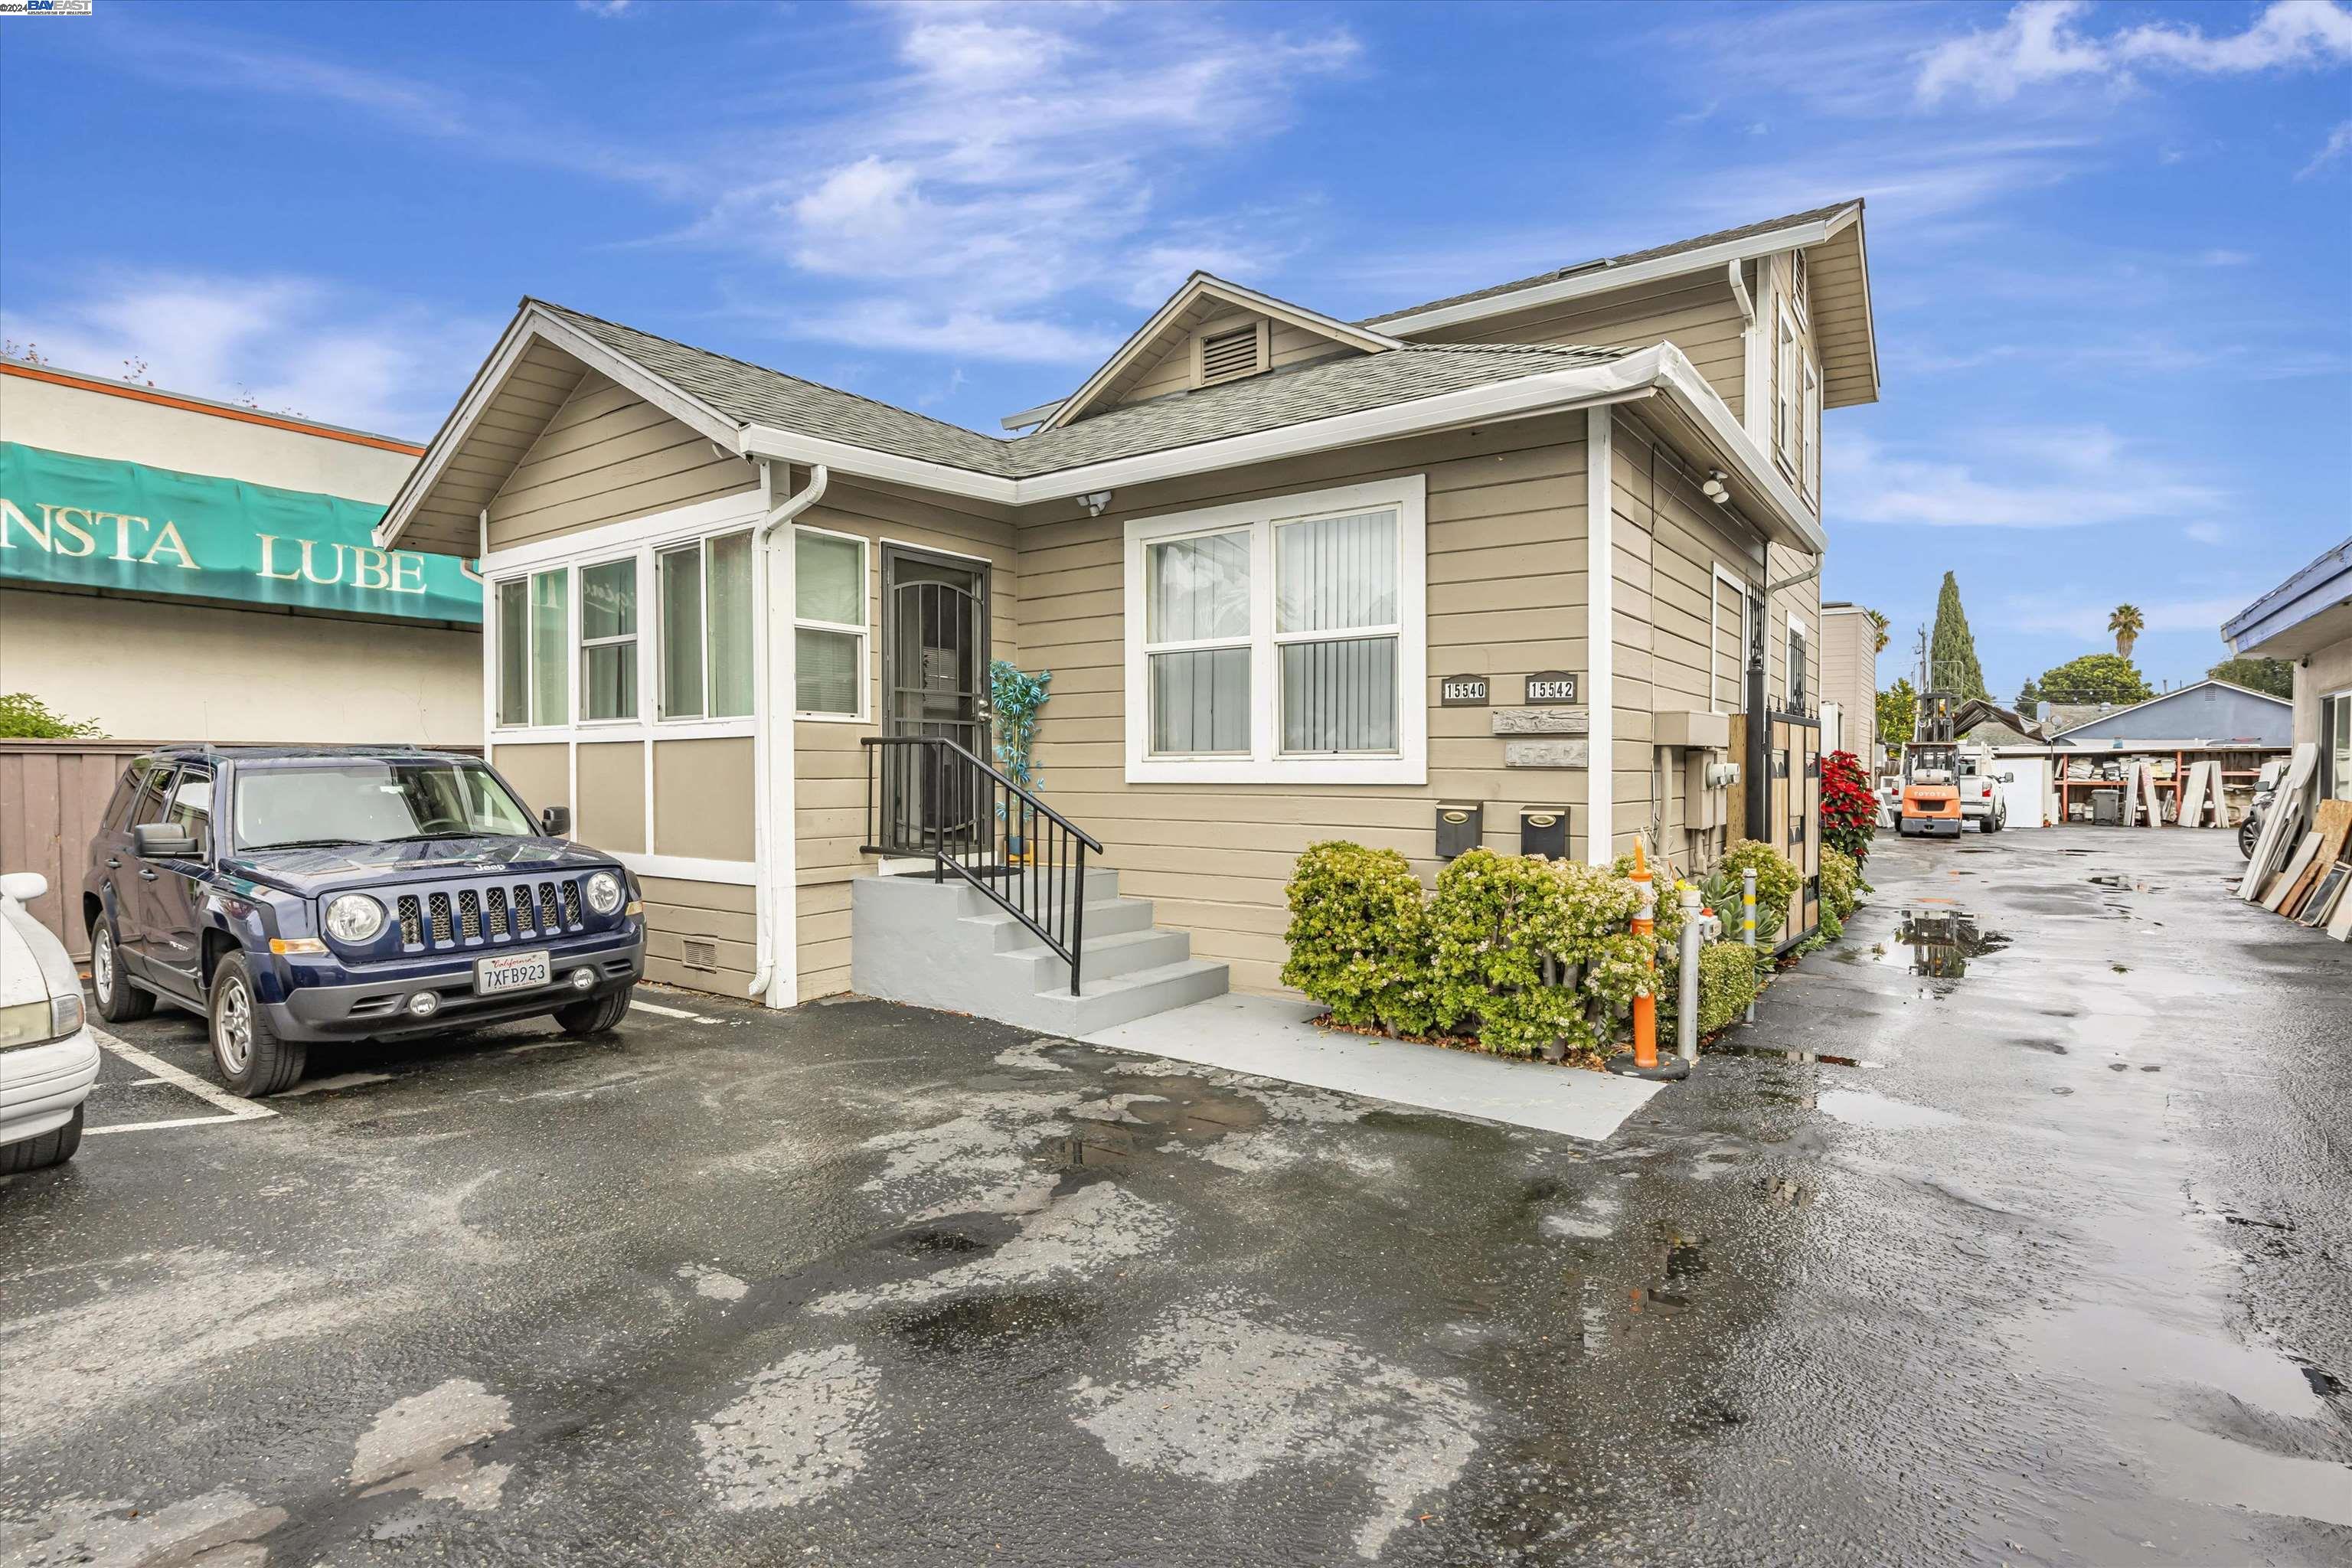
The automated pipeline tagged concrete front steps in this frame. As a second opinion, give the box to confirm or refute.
[850,865,1229,1034]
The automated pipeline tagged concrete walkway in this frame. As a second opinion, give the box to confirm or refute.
[1083,991,1661,1142]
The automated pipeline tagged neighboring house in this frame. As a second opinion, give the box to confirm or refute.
[0,361,479,743]
[1818,601,1880,767]
[375,201,1879,1017]
[2223,537,2352,800]
[2047,679,2294,750]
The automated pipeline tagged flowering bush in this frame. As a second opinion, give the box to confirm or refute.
[1279,841,1437,1034]
[1820,749,1877,864]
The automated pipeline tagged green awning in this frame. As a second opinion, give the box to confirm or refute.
[0,440,480,624]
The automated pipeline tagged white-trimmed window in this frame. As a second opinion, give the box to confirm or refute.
[578,557,639,722]
[1787,613,1810,711]
[1710,565,1754,714]
[794,526,868,719]
[495,568,570,728]
[1802,358,1821,502]
[657,530,754,720]
[1124,475,1426,785]
[1775,305,1802,466]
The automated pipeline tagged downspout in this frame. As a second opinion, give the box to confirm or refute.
[746,460,830,1004]
[1586,405,1615,864]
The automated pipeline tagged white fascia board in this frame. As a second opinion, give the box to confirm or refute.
[374,306,745,550]
[1000,400,1063,431]
[740,349,1681,511]
[1374,210,1856,338]
[1651,346,1828,557]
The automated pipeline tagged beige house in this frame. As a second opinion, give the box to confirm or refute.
[1818,601,1882,769]
[376,201,1880,1022]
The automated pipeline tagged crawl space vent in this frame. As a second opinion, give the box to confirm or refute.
[682,938,718,971]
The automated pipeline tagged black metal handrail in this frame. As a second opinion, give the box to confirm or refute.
[861,734,1105,995]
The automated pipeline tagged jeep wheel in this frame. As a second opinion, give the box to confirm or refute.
[0,1105,83,1174]
[90,916,154,1024]
[555,987,633,1037]
[209,952,305,1097]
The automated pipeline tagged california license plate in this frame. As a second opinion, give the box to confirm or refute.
[475,950,550,995]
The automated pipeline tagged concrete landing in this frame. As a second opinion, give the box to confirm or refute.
[1082,991,1663,1142]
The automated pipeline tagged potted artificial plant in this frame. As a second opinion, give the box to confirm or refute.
[989,659,1051,863]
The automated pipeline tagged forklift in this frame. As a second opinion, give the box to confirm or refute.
[1893,690,1965,839]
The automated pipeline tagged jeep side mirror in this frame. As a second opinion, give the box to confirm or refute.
[541,805,572,838]
[133,822,200,859]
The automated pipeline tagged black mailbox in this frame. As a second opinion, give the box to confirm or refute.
[1435,802,1482,861]
[1519,805,1568,859]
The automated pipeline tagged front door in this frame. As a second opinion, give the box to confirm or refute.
[881,546,990,851]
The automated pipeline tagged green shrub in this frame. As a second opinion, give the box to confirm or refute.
[1279,841,1436,1034]
[1428,850,1642,1057]
[1695,940,1761,1036]
[1719,840,1799,941]
[0,692,102,739]
[1819,845,1864,924]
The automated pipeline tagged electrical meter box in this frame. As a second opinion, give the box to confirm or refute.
[1435,802,1483,861]
[1519,806,1568,859]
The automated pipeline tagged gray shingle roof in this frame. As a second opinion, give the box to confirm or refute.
[533,300,1628,480]
[1358,200,1860,325]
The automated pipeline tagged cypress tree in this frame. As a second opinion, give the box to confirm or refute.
[1928,571,1988,700]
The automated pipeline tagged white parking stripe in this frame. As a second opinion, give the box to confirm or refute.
[90,1027,277,1122]
[86,1113,249,1137]
[629,998,714,1022]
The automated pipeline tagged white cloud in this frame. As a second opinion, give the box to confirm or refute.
[1919,0,2352,105]
[2184,521,2226,545]
[2298,118,2352,177]
[578,0,633,14]
[0,273,492,438]
[2196,248,2255,266]
[1827,426,2223,529]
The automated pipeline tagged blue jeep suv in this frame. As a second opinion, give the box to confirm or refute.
[82,745,645,1096]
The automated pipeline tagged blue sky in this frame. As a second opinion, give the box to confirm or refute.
[4,0,2347,702]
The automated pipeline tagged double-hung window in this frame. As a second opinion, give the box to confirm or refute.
[1125,476,1426,785]
[794,527,867,718]
[495,569,570,727]
[578,557,639,722]
[657,531,754,720]
[1775,305,1802,469]
[1787,616,1810,711]
[1801,358,1821,503]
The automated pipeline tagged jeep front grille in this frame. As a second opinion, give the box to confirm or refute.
[384,876,593,951]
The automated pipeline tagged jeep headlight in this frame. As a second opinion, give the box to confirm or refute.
[583,871,623,916]
[324,893,387,944]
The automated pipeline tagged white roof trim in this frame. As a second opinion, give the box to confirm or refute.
[1374,204,1862,338]
[1040,273,1403,433]
[2045,677,2291,740]
[736,341,1824,550]
[374,304,743,550]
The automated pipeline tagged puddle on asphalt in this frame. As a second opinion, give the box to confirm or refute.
[1870,908,2009,979]
[1816,1088,1965,1131]
[2089,874,2160,893]
[890,1291,1098,1357]
[1704,1043,1883,1070]
[1050,1075,1267,1171]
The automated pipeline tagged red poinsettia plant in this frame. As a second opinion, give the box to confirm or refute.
[1820,749,1877,863]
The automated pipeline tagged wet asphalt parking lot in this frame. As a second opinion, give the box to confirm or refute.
[2,825,2348,1567]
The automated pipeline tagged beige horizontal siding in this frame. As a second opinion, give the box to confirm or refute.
[791,478,1018,1000]
[485,371,755,550]
[639,875,756,997]
[1014,413,1594,999]
[1413,272,1750,420]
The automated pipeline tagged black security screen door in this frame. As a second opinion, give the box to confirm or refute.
[881,546,990,851]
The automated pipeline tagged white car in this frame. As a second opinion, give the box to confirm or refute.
[2,872,99,1172]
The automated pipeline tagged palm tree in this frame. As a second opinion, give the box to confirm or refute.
[2108,603,2145,660]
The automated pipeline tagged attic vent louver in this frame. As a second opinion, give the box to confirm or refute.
[1197,322,1266,385]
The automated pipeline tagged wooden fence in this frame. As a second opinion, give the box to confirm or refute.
[0,740,150,961]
